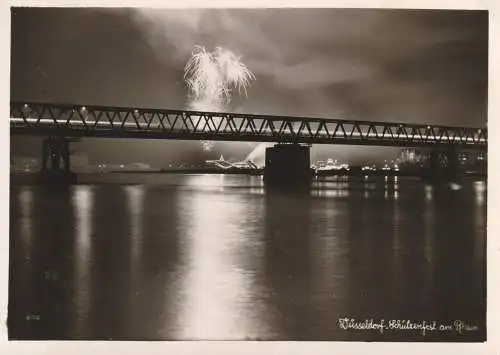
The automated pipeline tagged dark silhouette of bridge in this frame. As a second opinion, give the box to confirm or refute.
[10,102,487,185]
[11,102,487,148]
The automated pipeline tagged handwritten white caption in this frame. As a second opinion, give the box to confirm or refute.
[337,318,478,336]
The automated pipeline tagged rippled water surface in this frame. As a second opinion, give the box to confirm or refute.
[8,174,486,341]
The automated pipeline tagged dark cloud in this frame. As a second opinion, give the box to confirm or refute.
[132,9,487,124]
[10,8,488,165]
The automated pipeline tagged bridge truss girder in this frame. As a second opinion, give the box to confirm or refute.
[10,102,487,149]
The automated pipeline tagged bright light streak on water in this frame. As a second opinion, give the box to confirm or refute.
[15,187,35,312]
[124,185,145,332]
[184,174,225,191]
[394,177,400,193]
[249,175,264,195]
[423,188,435,307]
[173,193,263,340]
[425,185,433,202]
[322,189,349,198]
[473,181,486,206]
[249,187,265,195]
[71,186,94,337]
[310,197,348,323]
[125,185,145,264]
[473,181,486,273]
[312,181,350,198]
[18,188,33,250]
[219,174,225,192]
[391,190,403,306]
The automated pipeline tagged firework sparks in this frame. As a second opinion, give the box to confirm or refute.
[184,46,255,151]
[185,46,255,109]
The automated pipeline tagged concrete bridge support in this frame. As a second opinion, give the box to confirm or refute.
[263,144,312,190]
[38,137,77,184]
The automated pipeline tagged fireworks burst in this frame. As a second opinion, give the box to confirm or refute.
[184,46,255,110]
[184,46,255,151]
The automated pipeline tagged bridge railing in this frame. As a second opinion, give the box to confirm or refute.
[10,102,487,148]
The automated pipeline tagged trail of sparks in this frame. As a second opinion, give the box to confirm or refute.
[184,46,255,151]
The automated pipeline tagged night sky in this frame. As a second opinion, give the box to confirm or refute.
[10,8,488,166]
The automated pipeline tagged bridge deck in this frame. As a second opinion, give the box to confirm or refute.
[10,102,487,149]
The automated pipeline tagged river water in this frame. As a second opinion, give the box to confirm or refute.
[8,174,486,341]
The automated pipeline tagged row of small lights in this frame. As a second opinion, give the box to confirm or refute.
[78,107,139,114]
[23,104,140,114]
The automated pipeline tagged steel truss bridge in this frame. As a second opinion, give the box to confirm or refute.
[10,102,487,149]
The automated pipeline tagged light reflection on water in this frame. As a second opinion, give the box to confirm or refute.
[176,193,248,339]
[72,186,94,337]
[125,185,145,262]
[173,190,271,340]
[425,185,433,202]
[472,181,486,275]
[390,186,403,309]
[124,185,145,332]
[15,187,35,317]
[18,188,33,249]
[474,180,486,206]
[423,186,435,308]
[9,174,487,341]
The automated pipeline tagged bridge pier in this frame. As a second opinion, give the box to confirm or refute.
[37,137,77,184]
[263,144,312,190]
